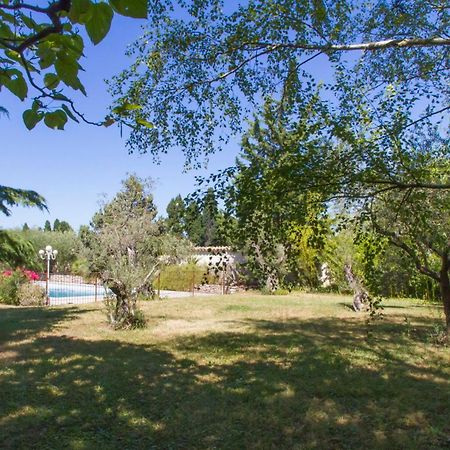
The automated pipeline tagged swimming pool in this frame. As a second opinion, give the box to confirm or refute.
[35,281,110,305]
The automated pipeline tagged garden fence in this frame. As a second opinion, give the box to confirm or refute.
[34,273,105,306]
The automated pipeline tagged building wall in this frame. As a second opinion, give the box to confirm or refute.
[191,246,245,268]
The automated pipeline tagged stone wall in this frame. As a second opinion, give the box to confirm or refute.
[195,283,246,295]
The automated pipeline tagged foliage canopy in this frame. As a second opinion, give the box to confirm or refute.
[111,0,449,163]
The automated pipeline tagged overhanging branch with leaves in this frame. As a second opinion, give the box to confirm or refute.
[0,0,147,130]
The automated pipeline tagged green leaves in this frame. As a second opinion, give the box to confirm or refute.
[5,75,28,101]
[0,185,47,216]
[74,0,149,45]
[22,109,43,130]
[136,118,154,128]
[37,34,87,94]
[311,0,328,26]
[110,0,147,18]
[21,88,80,131]
[0,69,28,101]
[0,0,149,132]
[85,2,114,45]
[61,104,80,123]
[36,41,56,70]
[44,73,60,89]
[69,0,148,29]
[112,102,142,114]
[112,102,154,129]
[0,230,37,269]
[54,52,84,93]
[68,0,92,23]
[44,110,68,130]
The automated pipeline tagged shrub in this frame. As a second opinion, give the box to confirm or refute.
[16,283,46,306]
[260,287,290,295]
[428,322,448,347]
[157,264,218,292]
[0,269,28,304]
[273,288,290,295]
[0,268,42,305]
[71,257,90,278]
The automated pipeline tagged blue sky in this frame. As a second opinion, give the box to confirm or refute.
[1,15,239,231]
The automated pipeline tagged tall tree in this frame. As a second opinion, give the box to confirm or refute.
[184,200,204,246]
[369,179,450,333]
[166,195,186,237]
[44,220,52,232]
[86,175,189,329]
[216,94,449,322]
[202,188,219,246]
[53,219,61,232]
[59,221,73,232]
[224,100,330,290]
[53,219,72,233]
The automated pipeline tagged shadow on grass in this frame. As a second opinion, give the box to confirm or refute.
[0,306,83,345]
[337,302,355,311]
[338,301,443,311]
[0,310,449,449]
[336,300,425,311]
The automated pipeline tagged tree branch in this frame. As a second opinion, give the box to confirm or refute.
[203,45,281,85]
[16,24,62,53]
[0,2,49,14]
[19,53,103,126]
[370,212,440,281]
[0,0,71,53]
[246,37,450,53]
[402,105,450,131]
[367,179,450,190]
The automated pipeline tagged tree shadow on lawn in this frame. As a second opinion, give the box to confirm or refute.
[338,301,443,311]
[0,312,449,449]
[0,305,83,345]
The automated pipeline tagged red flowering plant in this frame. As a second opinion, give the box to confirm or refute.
[2,268,40,281]
[0,268,42,305]
[22,269,40,281]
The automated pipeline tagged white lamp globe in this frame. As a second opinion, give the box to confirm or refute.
[38,249,45,256]
[45,245,52,252]
[53,249,58,256]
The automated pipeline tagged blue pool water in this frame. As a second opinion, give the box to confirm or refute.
[50,285,108,298]
[36,282,109,299]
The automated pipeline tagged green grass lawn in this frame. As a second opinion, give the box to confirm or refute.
[0,293,449,449]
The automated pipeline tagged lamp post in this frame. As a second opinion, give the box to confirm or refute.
[39,245,58,300]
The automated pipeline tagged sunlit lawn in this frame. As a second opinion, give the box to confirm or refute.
[0,293,449,449]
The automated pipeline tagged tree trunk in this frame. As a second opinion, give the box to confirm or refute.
[265,271,279,292]
[439,254,450,335]
[344,264,369,312]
